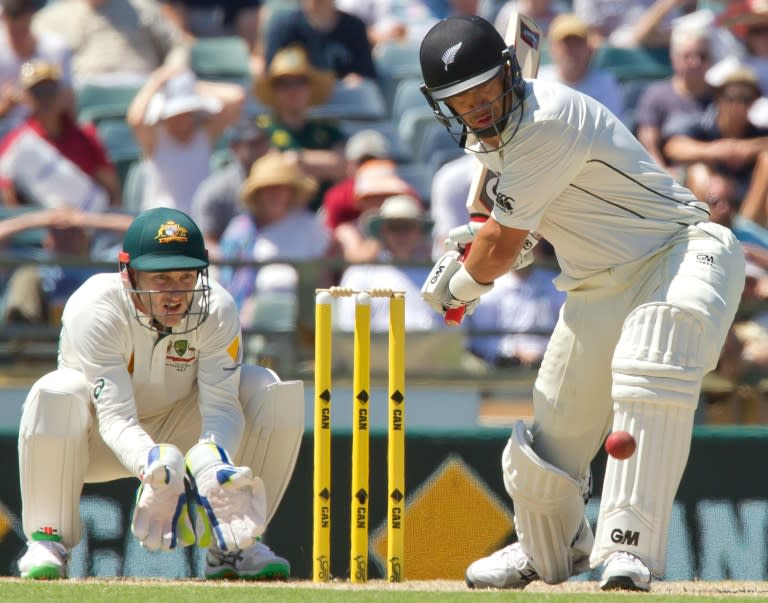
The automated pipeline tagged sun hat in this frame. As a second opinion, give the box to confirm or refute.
[353,159,412,202]
[548,14,589,42]
[706,60,762,96]
[366,194,433,239]
[253,45,336,108]
[345,129,391,162]
[144,70,222,125]
[240,151,318,206]
[19,59,61,89]
[716,0,768,37]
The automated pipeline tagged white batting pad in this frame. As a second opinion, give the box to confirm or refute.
[592,303,705,576]
[503,420,589,584]
[236,366,304,524]
[19,369,91,548]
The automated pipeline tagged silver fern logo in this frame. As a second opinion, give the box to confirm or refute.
[442,42,462,70]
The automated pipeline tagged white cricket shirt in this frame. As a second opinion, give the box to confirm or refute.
[472,79,709,282]
[57,272,243,476]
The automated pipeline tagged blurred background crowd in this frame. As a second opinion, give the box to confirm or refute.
[1,0,768,424]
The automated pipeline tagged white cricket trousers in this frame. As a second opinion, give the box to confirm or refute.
[527,222,744,475]
[18,364,304,548]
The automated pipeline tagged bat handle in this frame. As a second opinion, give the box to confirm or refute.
[444,306,465,326]
[443,242,472,326]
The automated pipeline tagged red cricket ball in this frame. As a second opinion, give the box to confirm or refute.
[605,430,636,460]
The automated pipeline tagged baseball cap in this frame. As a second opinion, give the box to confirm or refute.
[548,14,589,42]
[121,208,208,272]
[345,129,391,162]
[19,59,61,89]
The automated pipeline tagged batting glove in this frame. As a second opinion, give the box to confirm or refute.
[186,441,266,552]
[421,251,492,316]
[131,444,196,551]
[445,222,540,270]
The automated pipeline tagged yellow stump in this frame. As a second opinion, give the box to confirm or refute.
[387,293,406,581]
[350,292,371,582]
[313,291,333,582]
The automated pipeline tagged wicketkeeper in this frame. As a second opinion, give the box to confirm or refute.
[17,207,304,580]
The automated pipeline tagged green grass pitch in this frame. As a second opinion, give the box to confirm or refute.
[1,580,767,603]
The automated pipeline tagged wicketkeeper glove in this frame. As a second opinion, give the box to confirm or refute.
[131,444,196,551]
[186,441,266,552]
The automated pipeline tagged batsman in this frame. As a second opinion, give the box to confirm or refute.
[419,15,746,591]
[16,207,304,580]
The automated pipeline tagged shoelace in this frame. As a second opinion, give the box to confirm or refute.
[496,544,531,571]
[213,550,244,565]
[610,551,640,564]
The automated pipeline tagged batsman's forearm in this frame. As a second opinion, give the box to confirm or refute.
[463,222,525,284]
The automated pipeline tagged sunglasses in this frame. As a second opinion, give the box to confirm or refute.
[28,81,60,98]
[382,220,422,233]
[721,93,758,105]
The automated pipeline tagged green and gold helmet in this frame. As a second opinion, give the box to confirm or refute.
[119,208,211,334]
[120,207,208,271]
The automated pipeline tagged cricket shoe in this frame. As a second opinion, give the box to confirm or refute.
[465,518,594,589]
[600,551,651,591]
[205,539,290,580]
[18,539,68,579]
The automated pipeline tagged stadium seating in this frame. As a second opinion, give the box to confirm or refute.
[76,84,141,124]
[308,79,387,121]
[592,45,672,83]
[190,36,252,83]
[373,40,423,112]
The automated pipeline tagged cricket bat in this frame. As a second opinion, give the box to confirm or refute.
[444,13,542,326]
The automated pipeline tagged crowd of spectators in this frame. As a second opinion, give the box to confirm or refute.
[1,0,767,423]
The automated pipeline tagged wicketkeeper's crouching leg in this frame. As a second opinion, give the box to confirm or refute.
[197,365,304,580]
[18,368,90,579]
[16,365,304,580]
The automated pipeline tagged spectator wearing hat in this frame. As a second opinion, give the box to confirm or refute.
[333,158,419,263]
[0,0,73,138]
[190,118,271,258]
[538,14,625,120]
[253,44,346,212]
[634,21,715,175]
[712,0,768,96]
[321,128,396,230]
[335,193,444,332]
[663,64,768,226]
[126,63,245,214]
[0,59,119,208]
[218,151,332,325]
[264,0,376,82]
[32,0,188,87]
